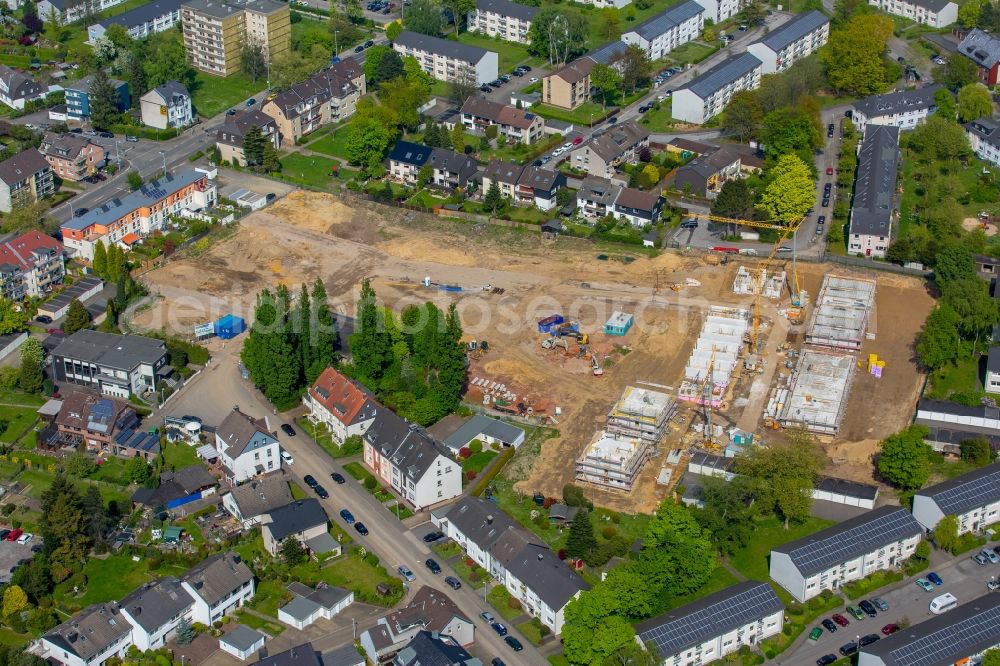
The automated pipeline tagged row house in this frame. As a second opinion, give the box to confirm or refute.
[139,81,193,130]
[432,497,589,634]
[88,0,183,43]
[60,169,216,260]
[868,0,957,27]
[215,109,280,167]
[50,330,168,399]
[966,116,1000,168]
[467,0,536,44]
[569,119,649,178]
[38,132,107,182]
[0,229,63,300]
[360,586,474,662]
[481,159,566,210]
[769,506,923,602]
[393,30,498,86]
[621,0,704,61]
[958,28,1000,87]
[262,59,366,144]
[672,52,762,125]
[460,96,545,145]
[0,65,45,110]
[387,141,479,190]
[850,84,943,134]
[0,148,53,213]
[847,124,900,259]
[746,9,829,74]
[214,406,281,484]
[913,462,1000,535]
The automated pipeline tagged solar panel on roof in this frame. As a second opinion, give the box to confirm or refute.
[887,603,1000,666]
[115,428,133,444]
[929,468,1000,515]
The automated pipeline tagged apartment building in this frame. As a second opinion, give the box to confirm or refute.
[746,10,829,74]
[262,60,366,143]
[692,0,741,24]
[360,587,474,662]
[847,124,900,259]
[51,330,168,399]
[304,367,379,443]
[38,132,107,182]
[868,0,957,27]
[216,109,279,166]
[0,229,63,300]
[181,0,290,76]
[387,141,479,189]
[636,582,784,666]
[672,52,763,124]
[393,30,498,86]
[61,169,216,260]
[460,97,544,144]
[480,160,566,210]
[958,28,1000,86]
[0,148,53,213]
[37,0,127,23]
[65,74,129,120]
[432,497,589,634]
[850,84,943,134]
[912,462,1000,534]
[769,506,923,602]
[621,0,704,61]
[965,116,1000,168]
[88,0,184,43]
[214,406,280,483]
[140,81,193,130]
[542,58,594,110]
[467,0,537,43]
[575,0,629,8]
[0,65,45,110]
[569,119,650,178]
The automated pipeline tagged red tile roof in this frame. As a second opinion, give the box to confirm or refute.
[308,367,377,426]
[0,229,61,271]
[121,233,140,245]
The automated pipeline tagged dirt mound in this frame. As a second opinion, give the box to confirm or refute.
[268,191,355,233]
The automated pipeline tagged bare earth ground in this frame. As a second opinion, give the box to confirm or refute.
[134,191,935,513]
[963,217,998,236]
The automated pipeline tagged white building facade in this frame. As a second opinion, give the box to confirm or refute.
[867,0,958,27]
[467,0,536,43]
[672,53,762,124]
[393,30,498,86]
[912,463,1000,534]
[745,10,829,74]
[213,408,281,483]
[621,0,704,61]
[692,0,741,23]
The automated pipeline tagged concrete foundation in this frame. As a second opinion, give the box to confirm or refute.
[778,349,856,434]
[806,275,877,350]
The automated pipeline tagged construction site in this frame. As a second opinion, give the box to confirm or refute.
[131,188,935,513]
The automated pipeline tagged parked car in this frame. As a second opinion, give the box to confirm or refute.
[572,136,583,145]
[36,315,52,324]
[916,578,935,591]
[976,553,991,565]
[280,451,294,464]
[491,659,506,666]
[354,522,369,536]
[17,532,32,546]
[859,600,878,617]
[354,45,365,52]
[331,472,346,484]
[817,656,836,666]
[839,642,858,657]
[817,215,826,226]
[339,509,355,524]
[809,627,823,640]
[125,135,138,142]
[227,109,237,116]
[826,166,834,175]
[831,614,850,627]
[445,576,462,589]
[491,623,508,636]
[859,634,880,647]
[313,485,329,499]
[846,606,865,621]
[821,619,838,633]
[872,598,889,611]
[98,131,114,138]
[246,98,256,107]
[927,572,944,586]
[303,475,317,487]
[0,529,11,541]
[990,580,1000,591]
[73,207,89,217]
[6,529,22,542]
[481,612,495,623]
[281,423,296,436]
[422,531,444,543]
[425,558,441,574]
[822,197,830,207]
[528,77,538,83]
[984,548,999,564]
[70,127,82,133]
[504,636,523,652]
[398,565,415,582]
[30,544,42,553]
[480,85,491,92]
[365,39,374,47]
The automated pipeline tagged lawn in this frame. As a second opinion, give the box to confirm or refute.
[926,354,982,402]
[0,405,39,444]
[652,566,741,615]
[317,552,405,605]
[455,33,540,72]
[452,557,487,589]
[665,41,719,65]
[344,461,375,483]
[385,502,414,520]
[462,451,498,474]
[296,418,345,459]
[306,127,352,160]
[289,482,308,500]
[728,516,835,582]
[407,190,448,209]
[278,153,337,189]
[487,585,524,622]
[638,100,674,131]
[517,618,548,645]
[54,554,187,608]
[190,71,266,118]
[432,540,463,559]
[248,579,291,617]
[235,610,286,634]
[533,101,609,126]
[161,441,202,469]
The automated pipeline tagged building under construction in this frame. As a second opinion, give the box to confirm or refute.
[607,386,676,442]
[777,349,856,435]
[732,266,785,299]
[679,307,750,407]
[805,275,877,351]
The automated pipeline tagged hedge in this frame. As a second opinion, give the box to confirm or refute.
[110,124,179,141]
[470,446,515,497]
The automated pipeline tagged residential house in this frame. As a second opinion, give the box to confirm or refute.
[460,97,544,144]
[65,74,130,120]
[868,0,957,27]
[669,145,743,197]
[692,0,740,24]
[393,632,479,666]
[0,148,54,213]
[38,0,128,23]
[858,593,1000,666]
[215,407,280,483]
[38,132,107,182]
[586,40,628,67]
[769,506,923,602]
[912,462,1000,534]
[467,0,537,43]
[0,65,45,110]
[130,465,218,509]
[847,124,900,259]
[569,120,650,178]
[481,159,525,200]
[958,28,1000,87]
[672,53,763,124]
[218,625,265,661]
[222,475,294,527]
[517,165,565,210]
[621,0,704,61]
[88,0,184,43]
[432,496,590,634]
[262,60,365,143]
[252,643,323,666]
[359,586,474,662]
[216,110,280,167]
[635,582,784,666]
[324,645,365,666]
[429,148,479,189]
[441,414,526,453]
[746,10,829,74]
[387,140,433,184]
[119,578,194,651]
[181,0,290,76]
[39,602,134,666]
[46,388,158,459]
[140,81,193,130]
[60,169,216,260]
[576,175,622,219]
[180,552,256,625]
[612,187,663,228]
[303,366,379,444]
[260,498,330,555]
[966,116,1000,168]
[51,330,169,399]
[850,84,943,134]
[542,58,594,110]
[0,229,64,300]
[392,30,498,86]
[277,583,353,630]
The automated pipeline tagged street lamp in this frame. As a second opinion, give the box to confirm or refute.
[158,150,167,177]
[333,29,339,55]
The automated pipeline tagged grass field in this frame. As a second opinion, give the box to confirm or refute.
[926,354,982,402]
[0,405,39,444]
[317,553,404,605]
[55,554,188,608]
[248,579,291,617]
[533,101,608,126]
[638,99,674,131]
[236,610,286,634]
[729,516,835,582]
[407,190,448,209]
[462,451,497,473]
[666,41,719,65]
[455,33,540,72]
[306,128,353,161]
[161,441,202,469]
[191,72,266,118]
[278,153,337,189]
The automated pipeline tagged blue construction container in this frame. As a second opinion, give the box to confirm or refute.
[537,314,565,334]
[215,314,247,339]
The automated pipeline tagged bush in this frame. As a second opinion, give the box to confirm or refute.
[786,601,805,615]
[342,435,363,455]
[507,596,522,610]
[11,519,21,529]
[469,439,483,453]
[458,446,471,460]
[601,525,617,539]
[470,447,515,497]
[466,470,476,481]
[363,476,378,491]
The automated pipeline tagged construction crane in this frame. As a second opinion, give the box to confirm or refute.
[700,349,721,450]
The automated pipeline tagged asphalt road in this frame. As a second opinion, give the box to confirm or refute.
[160,346,541,665]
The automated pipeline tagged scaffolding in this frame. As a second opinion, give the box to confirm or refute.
[778,349,856,435]
[805,275,877,351]
[575,431,652,491]
[732,266,786,299]
[679,307,749,406]
[606,386,676,442]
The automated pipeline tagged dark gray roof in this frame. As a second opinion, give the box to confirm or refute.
[918,397,1000,420]
[814,476,879,501]
[518,165,562,192]
[503,542,589,609]
[959,29,1000,69]
[771,506,922,576]
[577,176,622,205]
[183,552,255,606]
[753,10,828,52]
[394,631,478,666]
[636,582,783,659]
[62,170,209,231]
[0,65,43,101]
[967,116,1000,151]
[0,148,49,186]
[39,131,99,159]
[849,124,900,237]
[474,0,537,21]
[852,84,944,119]
[482,159,523,186]
[287,582,352,610]
[221,625,265,652]
[386,586,470,635]
[915,462,1000,516]
[144,80,189,106]
[96,0,182,30]
[265,499,329,541]
[51,330,166,371]
[395,30,490,64]
[587,40,628,65]
[909,0,956,12]
[279,596,323,622]
[252,643,322,666]
[586,120,649,162]
[388,140,432,167]
[161,464,216,494]
[363,410,454,482]
[442,414,524,449]
[681,52,762,99]
[67,73,126,94]
[689,451,736,473]
[120,578,191,632]
[429,147,479,184]
[44,602,132,661]
[860,593,1000,666]
[322,645,365,666]
[625,0,704,41]
[228,476,294,518]
[217,407,276,459]
[267,61,362,120]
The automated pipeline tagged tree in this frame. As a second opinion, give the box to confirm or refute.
[639,501,715,590]
[143,31,193,88]
[527,7,589,63]
[282,536,308,565]
[62,299,91,335]
[934,88,957,121]
[935,52,978,89]
[176,617,195,645]
[365,45,403,86]
[125,51,146,109]
[983,649,1000,666]
[761,107,821,157]
[566,509,597,560]
[958,82,993,122]
[695,476,753,554]
[404,0,443,35]
[482,179,504,214]
[442,0,475,35]
[448,70,477,107]
[933,514,960,552]
[916,304,961,370]
[261,142,280,173]
[242,125,267,168]
[591,63,622,109]
[126,170,142,191]
[616,44,651,94]
[723,90,762,142]
[380,77,429,131]
[600,7,622,38]
[125,457,152,485]
[0,299,26,336]
[241,43,268,83]
[741,0,766,24]
[81,485,110,545]
[43,5,65,43]
[638,163,659,189]
[88,69,121,131]
[18,340,42,394]
[386,20,402,42]
[344,111,396,170]
[878,425,932,490]
[934,243,975,286]
[961,438,992,466]
[759,153,814,224]
[451,121,466,153]
[821,14,894,95]
[349,280,392,382]
[712,178,755,221]
[734,432,823,528]
[2,586,27,621]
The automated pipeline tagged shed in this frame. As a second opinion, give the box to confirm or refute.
[548,503,578,523]
[219,625,265,661]
[163,526,183,542]
[215,314,247,340]
[0,332,27,362]
[604,311,634,336]
[305,532,342,557]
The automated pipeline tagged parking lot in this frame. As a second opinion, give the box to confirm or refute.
[0,536,37,584]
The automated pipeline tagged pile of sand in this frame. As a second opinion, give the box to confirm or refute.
[268,191,355,233]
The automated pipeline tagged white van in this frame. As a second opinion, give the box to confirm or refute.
[930,592,958,614]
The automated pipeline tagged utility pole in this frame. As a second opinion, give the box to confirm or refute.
[333,29,339,55]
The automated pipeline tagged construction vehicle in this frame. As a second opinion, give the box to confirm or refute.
[592,355,604,376]
[542,337,570,352]
[553,323,589,345]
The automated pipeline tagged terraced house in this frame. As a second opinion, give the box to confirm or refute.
[262,60,366,144]
[181,0,290,76]
[912,462,1000,534]
[467,0,537,43]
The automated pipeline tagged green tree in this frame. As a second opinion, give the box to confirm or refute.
[957,82,993,122]
[483,179,504,214]
[88,69,121,131]
[344,103,397,170]
[878,425,932,490]
[92,241,107,278]
[176,617,195,645]
[600,7,622,38]
[934,88,957,121]
[443,0,476,35]
[916,304,961,370]
[959,0,982,25]
[711,177,755,224]
[734,431,823,527]
[617,44,651,94]
[934,244,975,286]
[638,164,659,189]
[527,7,589,63]
[961,438,992,466]
[18,340,42,394]
[935,52,979,89]
[0,299,26,336]
[350,279,392,382]
[125,52,146,110]
[933,514,960,553]
[380,77,428,131]
[638,501,715,591]
[591,63,623,109]
[821,14,894,95]
[451,122,465,153]
[310,278,337,380]
[62,299,91,335]
[563,483,593,509]
[386,20,402,41]
[241,42,267,83]
[759,153,814,224]
[723,90,762,142]
[761,107,821,157]
[983,648,1000,666]
[2,586,27,621]
[125,457,153,485]
[566,509,597,561]
[365,45,403,85]
[242,125,267,168]
[695,476,753,554]
[126,170,143,191]
[282,536,308,565]
[81,485,110,545]
[404,0,443,35]
[262,142,281,173]
[941,276,999,354]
